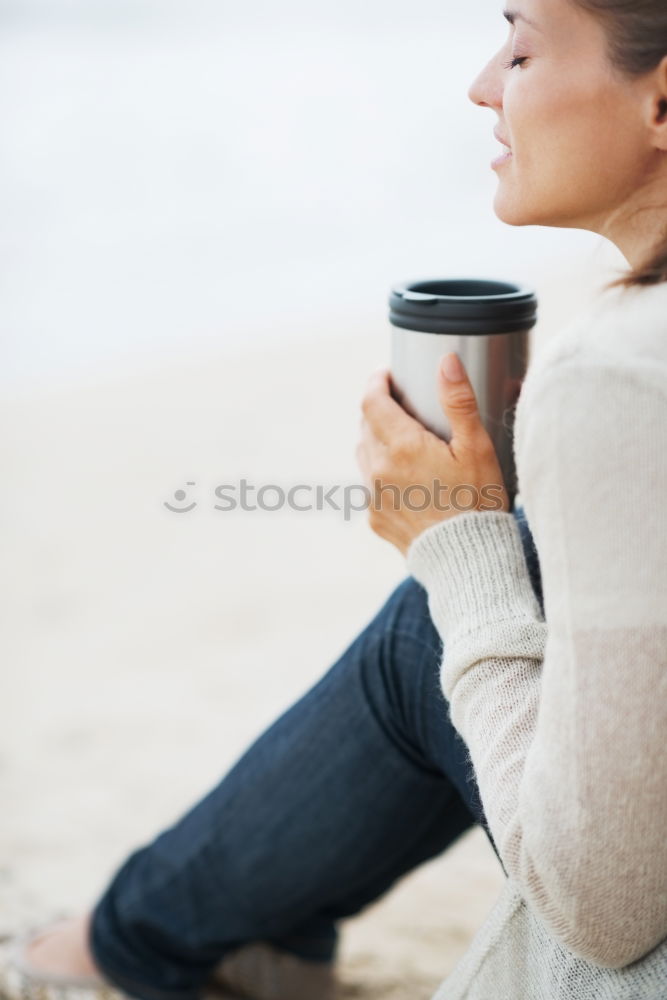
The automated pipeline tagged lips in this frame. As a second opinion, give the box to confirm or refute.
[494,128,512,153]
[491,129,513,170]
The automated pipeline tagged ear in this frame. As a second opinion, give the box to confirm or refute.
[647,55,667,152]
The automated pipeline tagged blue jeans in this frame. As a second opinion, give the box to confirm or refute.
[90,505,543,1000]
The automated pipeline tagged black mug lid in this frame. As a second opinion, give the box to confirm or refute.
[389,278,538,335]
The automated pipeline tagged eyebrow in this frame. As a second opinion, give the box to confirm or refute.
[503,9,538,28]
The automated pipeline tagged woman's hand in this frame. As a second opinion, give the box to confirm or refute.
[356,352,511,556]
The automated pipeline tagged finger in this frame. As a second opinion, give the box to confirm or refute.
[361,369,423,446]
[359,416,387,477]
[355,439,368,480]
[437,352,485,449]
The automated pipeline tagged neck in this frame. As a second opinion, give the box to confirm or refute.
[599,169,667,272]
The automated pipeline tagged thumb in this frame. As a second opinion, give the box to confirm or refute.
[438,352,483,445]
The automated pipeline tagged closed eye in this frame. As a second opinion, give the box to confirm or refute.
[504,56,529,69]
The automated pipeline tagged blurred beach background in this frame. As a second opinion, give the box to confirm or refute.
[0,1,625,996]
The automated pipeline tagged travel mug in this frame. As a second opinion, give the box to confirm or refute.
[389,278,538,512]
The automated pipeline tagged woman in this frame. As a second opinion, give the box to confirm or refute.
[2,0,666,998]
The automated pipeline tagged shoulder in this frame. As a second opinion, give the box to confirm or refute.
[514,281,667,461]
[584,281,667,365]
[535,280,667,369]
[533,280,667,372]
[512,283,667,556]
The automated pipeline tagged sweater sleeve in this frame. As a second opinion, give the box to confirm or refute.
[406,357,667,970]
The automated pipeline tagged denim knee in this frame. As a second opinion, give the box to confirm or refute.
[370,575,442,655]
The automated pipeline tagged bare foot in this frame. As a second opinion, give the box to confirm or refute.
[24,912,102,978]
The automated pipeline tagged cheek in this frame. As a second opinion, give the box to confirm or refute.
[498,73,642,226]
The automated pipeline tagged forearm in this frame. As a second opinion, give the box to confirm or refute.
[407,510,546,861]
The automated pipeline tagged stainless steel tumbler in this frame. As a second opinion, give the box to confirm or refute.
[389,278,538,511]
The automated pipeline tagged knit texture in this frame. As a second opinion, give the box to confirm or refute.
[407,281,667,999]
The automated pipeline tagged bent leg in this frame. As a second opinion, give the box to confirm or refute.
[89,581,476,1000]
[90,506,542,1000]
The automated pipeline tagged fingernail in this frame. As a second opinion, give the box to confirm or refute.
[441,353,465,382]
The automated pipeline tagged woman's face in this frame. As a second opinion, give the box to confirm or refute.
[469,0,656,235]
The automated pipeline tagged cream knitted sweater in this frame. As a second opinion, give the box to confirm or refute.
[406,281,667,1000]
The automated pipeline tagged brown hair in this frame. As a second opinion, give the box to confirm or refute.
[572,0,667,287]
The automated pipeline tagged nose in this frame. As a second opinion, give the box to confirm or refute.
[468,52,504,112]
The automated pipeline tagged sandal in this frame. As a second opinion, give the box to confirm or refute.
[0,921,130,1000]
[0,923,336,1000]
